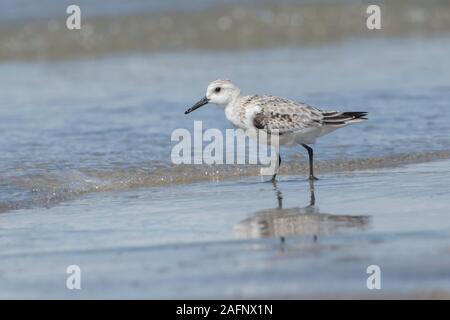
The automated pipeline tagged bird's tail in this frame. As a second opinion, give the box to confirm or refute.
[322,111,368,126]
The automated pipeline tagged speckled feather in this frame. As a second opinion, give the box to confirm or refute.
[241,95,325,134]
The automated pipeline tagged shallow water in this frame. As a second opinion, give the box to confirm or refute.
[1,160,449,298]
[1,35,450,213]
[1,2,450,298]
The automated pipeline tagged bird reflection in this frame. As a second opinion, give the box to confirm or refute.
[234,180,369,239]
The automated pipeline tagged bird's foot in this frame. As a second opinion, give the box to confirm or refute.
[309,175,319,181]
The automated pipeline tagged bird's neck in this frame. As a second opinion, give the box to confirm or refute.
[224,94,241,110]
[224,95,244,127]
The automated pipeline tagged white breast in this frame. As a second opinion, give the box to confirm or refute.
[224,105,241,128]
[224,103,262,130]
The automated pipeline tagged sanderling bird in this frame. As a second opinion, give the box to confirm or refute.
[185,79,367,181]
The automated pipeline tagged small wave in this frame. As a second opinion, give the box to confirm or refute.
[1,1,450,61]
[1,150,449,214]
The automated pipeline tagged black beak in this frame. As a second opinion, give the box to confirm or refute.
[185,96,209,114]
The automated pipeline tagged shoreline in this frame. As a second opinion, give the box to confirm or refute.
[1,149,450,215]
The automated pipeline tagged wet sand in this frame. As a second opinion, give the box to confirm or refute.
[1,159,449,299]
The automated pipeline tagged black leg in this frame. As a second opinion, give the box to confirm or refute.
[308,179,316,206]
[272,178,283,209]
[271,154,282,182]
[301,144,319,181]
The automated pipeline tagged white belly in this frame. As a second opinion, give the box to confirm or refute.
[269,126,342,147]
[293,126,341,145]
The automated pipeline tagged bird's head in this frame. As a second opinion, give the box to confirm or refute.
[185,79,240,114]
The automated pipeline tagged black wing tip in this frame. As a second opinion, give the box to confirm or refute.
[335,111,368,120]
[322,111,368,125]
[343,111,368,118]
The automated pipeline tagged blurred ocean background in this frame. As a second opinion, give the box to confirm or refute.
[1,0,450,298]
[1,0,450,60]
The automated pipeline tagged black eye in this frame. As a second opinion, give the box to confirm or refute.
[214,87,221,93]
